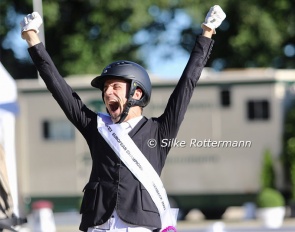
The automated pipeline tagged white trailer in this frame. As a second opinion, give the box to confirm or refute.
[15,68,295,218]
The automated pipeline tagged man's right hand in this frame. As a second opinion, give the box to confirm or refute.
[20,12,43,39]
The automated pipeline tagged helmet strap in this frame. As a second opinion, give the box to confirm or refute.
[116,81,137,124]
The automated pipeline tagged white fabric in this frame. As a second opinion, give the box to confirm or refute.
[88,229,151,232]
[120,116,142,132]
[20,12,43,36]
[0,63,19,216]
[0,63,17,104]
[87,210,153,232]
[202,5,226,34]
[125,115,143,127]
[96,113,178,231]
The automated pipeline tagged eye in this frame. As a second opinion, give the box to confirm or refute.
[103,84,112,92]
[113,84,122,90]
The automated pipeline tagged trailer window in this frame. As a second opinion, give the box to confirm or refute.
[42,119,75,140]
[247,100,270,120]
[220,89,231,107]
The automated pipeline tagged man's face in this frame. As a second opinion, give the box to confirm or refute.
[103,78,129,123]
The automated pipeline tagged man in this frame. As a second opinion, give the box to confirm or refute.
[21,5,225,232]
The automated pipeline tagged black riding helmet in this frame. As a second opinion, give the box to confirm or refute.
[91,60,152,123]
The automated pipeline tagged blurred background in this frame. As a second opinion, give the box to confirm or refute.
[1,0,295,231]
[1,0,295,79]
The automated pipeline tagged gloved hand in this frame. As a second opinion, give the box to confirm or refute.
[20,12,43,38]
[202,5,226,34]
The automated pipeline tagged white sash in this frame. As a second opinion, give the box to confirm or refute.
[96,113,178,231]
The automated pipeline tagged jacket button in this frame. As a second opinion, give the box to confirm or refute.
[114,180,119,184]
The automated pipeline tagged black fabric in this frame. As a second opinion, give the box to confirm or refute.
[28,35,214,231]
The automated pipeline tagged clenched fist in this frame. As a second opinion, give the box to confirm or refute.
[20,12,43,39]
[202,5,226,34]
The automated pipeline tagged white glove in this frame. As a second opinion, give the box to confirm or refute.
[20,12,43,36]
[202,5,226,34]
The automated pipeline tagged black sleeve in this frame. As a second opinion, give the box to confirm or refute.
[157,35,214,152]
[28,43,96,135]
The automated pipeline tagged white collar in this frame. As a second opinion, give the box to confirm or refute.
[120,116,143,132]
[126,116,143,128]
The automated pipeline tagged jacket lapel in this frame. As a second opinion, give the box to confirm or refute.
[128,116,148,138]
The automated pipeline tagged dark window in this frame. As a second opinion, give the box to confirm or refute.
[42,119,75,140]
[43,121,50,139]
[247,100,270,120]
[220,89,231,107]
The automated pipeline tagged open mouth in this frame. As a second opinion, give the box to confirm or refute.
[108,100,120,112]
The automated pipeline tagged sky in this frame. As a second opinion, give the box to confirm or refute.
[2,8,29,60]
[134,9,193,78]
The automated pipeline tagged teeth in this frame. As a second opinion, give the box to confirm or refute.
[108,99,117,103]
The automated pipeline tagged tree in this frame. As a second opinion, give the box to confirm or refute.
[261,149,275,189]
[282,103,295,201]
[1,0,295,79]
[0,0,38,79]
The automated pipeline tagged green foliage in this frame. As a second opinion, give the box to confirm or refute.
[291,163,295,200]
[261,149,275,189]
[224,0,295,68]
[256,188,285,208]
[1,0,295,79]
[258,149,285,208]
[282,103,295,200]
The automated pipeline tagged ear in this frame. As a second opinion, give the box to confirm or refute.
[132,88,143,100]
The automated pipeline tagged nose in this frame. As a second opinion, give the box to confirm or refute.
[104,85,113,96]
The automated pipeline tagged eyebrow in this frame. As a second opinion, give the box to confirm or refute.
[103,82,123,90]
[105,82,122,87]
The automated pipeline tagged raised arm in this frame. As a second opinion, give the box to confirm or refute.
[20,13,96,134]
[158,5,226,146]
